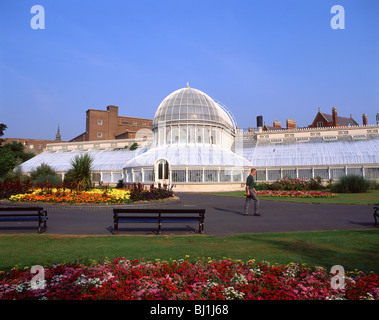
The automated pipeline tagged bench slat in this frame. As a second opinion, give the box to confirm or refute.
[0,217,40,222]
[118,218,159,223]
[0,207,44,212]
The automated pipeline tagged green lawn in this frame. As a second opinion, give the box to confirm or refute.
[1,229,378,273]
[207,190,379,205]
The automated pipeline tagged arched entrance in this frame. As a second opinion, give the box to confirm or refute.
[155,159,170,185]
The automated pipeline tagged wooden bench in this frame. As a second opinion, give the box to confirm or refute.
[113,208,205,234]
[0,207,48,233]
[374,206,379,226]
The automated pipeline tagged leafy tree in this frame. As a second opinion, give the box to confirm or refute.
[30,163,61,186]
[0,123,7,141]
[30,163,58,180]
[0,142,35,177]
[129,142,138,151]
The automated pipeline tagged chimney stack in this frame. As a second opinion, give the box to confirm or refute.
[332,107,338,126]
[273,120,281,128]
[286,119,296,129]
[257,115,263,132]
[362,113,368,126]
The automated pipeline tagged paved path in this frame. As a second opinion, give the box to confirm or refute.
[0,193,376,236]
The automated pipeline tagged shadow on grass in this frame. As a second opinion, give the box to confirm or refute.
[231,234,379,273]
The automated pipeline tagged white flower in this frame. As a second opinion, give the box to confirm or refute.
[222,287,245,300]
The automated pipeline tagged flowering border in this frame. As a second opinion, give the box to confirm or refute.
[0,258,378,300]
[256,190,337,198]
[9,188,132,205]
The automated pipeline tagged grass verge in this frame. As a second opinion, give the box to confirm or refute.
[207,190,379,205]
[0,229,378,273]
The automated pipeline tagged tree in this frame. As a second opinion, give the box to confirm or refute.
[29,163,61,186]
[129,143,138,151]
[0,141,35,178]
[0,123,7,144]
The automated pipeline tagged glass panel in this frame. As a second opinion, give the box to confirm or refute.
[102,173,111,182]
[205,170,218,182]
[268,170,280,181]
[92,173,101,182]
[314,169,329,180]
[365,168,379,180]
[188,126,195,144]
[172,170,186,182]
[298,169,312,180]
[112,172,122,182]
[255,170,266,181]
[232,169,242,182]
[347,168,363,177]
[144,170,154,182]
[134,171,142,182]
[282,169,296,179]
[189,170,203,182]
[220,169,232,182]
[127,170,133,183]
[164,161,169,179]
[180,127,187,143]
[331,168,345,180]
[158,163,163,180]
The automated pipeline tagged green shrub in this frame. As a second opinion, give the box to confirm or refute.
[64,154,94,191]
[129,143,138,151]
[254,182,270,191]
[116,179,124,188]
[268,182,282,191]
[331,175,370,193]
[30,163,57,180]
[368,180,379,190]
[308,176,325,190]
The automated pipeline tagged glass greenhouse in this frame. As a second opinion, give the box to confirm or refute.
[18,85,379,191]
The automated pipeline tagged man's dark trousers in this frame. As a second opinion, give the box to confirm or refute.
[244,189,259,215]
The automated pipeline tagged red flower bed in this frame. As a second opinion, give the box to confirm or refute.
[257,190,337,198]
[0,258,378,300]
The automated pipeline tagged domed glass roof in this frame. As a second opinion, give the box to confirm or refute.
[153,85,236,130]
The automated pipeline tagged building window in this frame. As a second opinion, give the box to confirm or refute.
[144,170,155,182]
[98,120,103,125]
[97,133,102,138]
[205,170,218,182]
[189,170,203,182]
[157,160,169,180]
[38,145,43,150]
[172,170,186,182]
[317,121,323,127]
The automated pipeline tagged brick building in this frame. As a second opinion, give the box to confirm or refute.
[263,119,297,131]
[70,105,152,142]
[308,107,360,128]
[1,126,65,155]
[1,137,64,155]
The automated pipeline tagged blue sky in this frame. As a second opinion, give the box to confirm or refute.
[0,0,378,141]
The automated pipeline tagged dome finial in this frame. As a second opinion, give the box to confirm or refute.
[186,82,190,88]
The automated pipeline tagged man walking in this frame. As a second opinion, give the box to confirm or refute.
[243,168,260,216]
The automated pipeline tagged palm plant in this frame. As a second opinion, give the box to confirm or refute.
[65,154,94,191]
